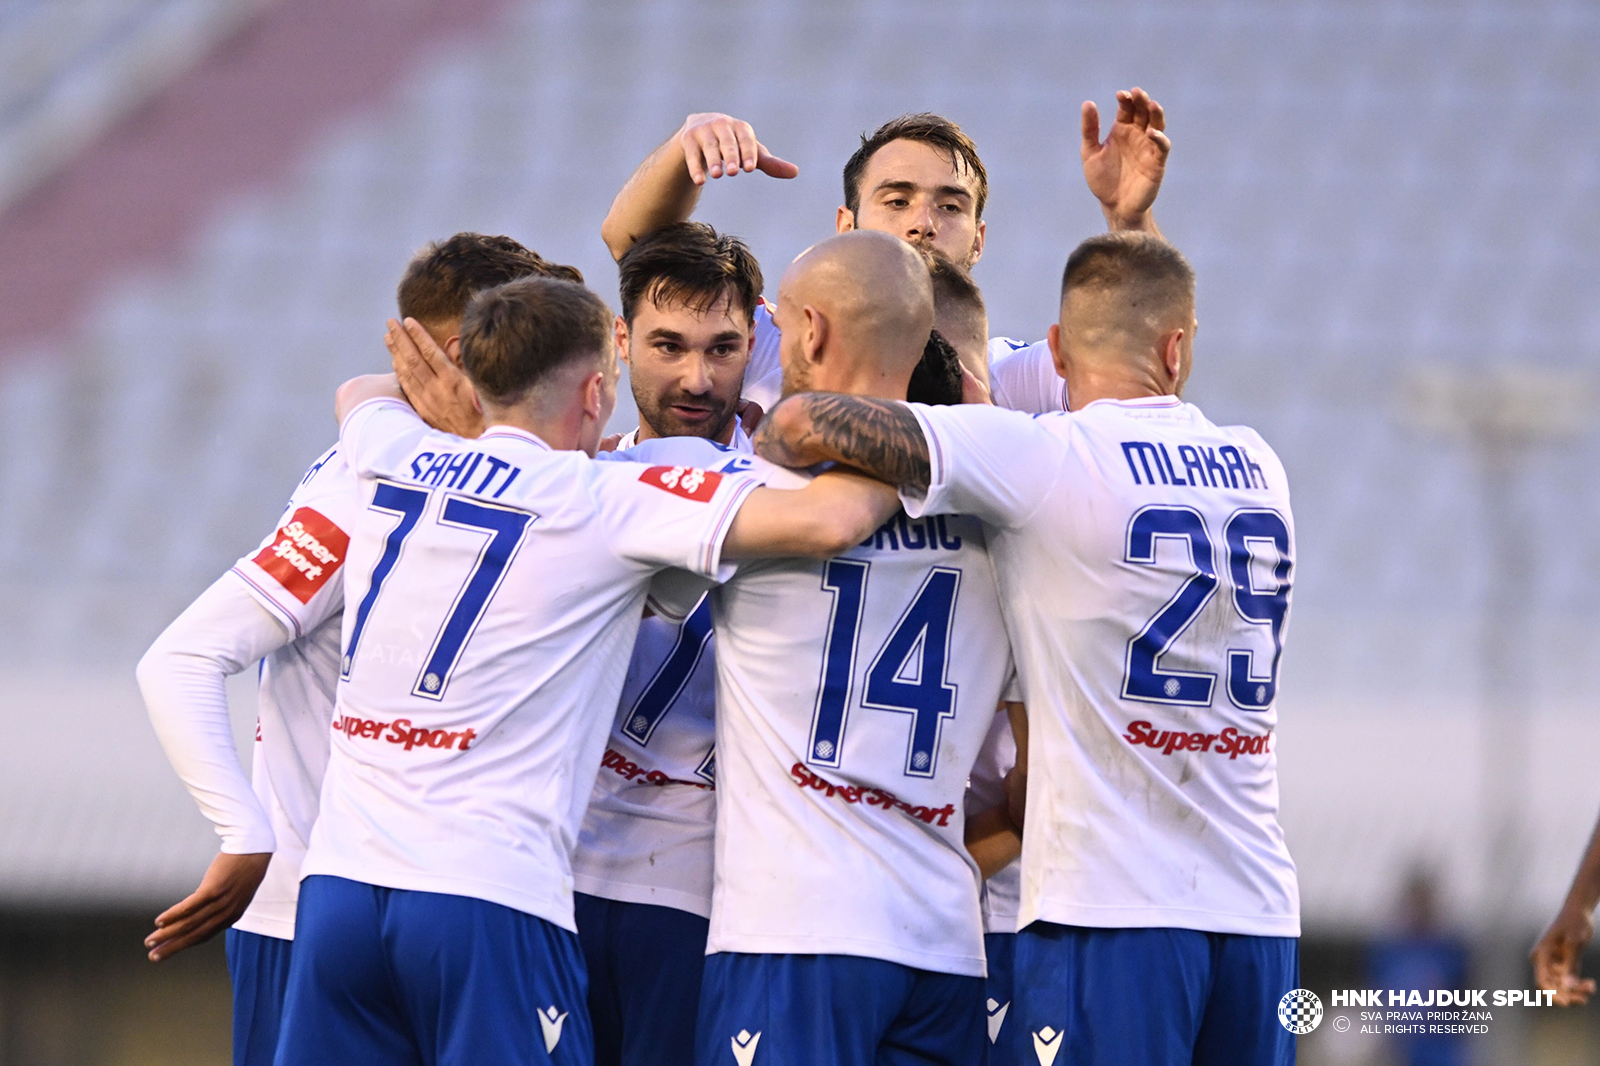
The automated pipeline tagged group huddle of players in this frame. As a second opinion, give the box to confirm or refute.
[137,89,1302,1066]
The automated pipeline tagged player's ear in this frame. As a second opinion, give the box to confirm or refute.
[1047,323,1067,380]
[1160,329,1185,392]
[835,205,856,234]
[444,336,464,368]
[613,314,631,367]
[802,305,828,365]
[580,369,606,422]
[970,219,986,264]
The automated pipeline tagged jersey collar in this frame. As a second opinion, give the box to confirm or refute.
[480,424,553,450]
[1082,395,1184,411]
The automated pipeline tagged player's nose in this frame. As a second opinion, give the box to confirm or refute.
[680,355,712,394]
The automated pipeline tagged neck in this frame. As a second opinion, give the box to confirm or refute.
[1062,360,1176,413]
[482,403,584,451]
[815,343,918,401]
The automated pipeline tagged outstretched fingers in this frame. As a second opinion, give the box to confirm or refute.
[1080,100,1102,160]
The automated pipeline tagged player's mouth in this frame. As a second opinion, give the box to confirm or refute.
[668,403,717,423]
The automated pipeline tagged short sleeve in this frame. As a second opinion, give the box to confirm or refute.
[591,461,762,579]
[900,403,1062,530]
[231,449,360,639]
[987,339,1066,415]
[645,567,717,622]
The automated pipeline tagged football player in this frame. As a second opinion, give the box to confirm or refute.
[753,233,1301,1066]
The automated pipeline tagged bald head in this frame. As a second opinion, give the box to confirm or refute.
[774,230,935,399]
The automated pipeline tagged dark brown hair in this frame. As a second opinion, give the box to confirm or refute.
[907,329,964,406]
[459,277,613,405]
[925,252,985,320]
[397,233,584,324]
[842,113,989,219]
[1061,232,1195,306]
[617,222,763,324]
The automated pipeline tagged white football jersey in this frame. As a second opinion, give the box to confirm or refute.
[903,397,1299,937]
[965,706,1020,936]
[228,445,358,938]
[986,337,1065,415]
[650,437,1016,976]
[300,399,757,930]
[572,434,752,918]
[740,299,784,414]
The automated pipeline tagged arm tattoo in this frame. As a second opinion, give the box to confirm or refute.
[754,393,931,494]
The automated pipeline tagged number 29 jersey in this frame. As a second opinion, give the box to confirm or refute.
[300,399,757,931]
[659,442,1016,977]
[903,397,1299,938]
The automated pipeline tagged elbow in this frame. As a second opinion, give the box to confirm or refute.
[599,216,631,263]
[805,510,872,559]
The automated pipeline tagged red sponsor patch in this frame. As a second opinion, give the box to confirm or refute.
[639,465,722,502]
[252,507,350,604]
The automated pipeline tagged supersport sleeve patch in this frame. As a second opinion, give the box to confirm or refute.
[251,506,350,604]
[639,465,722,502]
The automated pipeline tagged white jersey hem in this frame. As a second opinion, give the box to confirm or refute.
[573,873,712,920]
[301,860,576,932]
[1022,900,1301,938]
[232,912,296,940]
[707,933,987,977]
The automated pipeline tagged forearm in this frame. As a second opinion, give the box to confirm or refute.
[722,473,898,560]
[601,132,702,261]
[1560,812,1600,915]
[137,575,292,853]
[753,393,933,494]
[965,804,1023,880]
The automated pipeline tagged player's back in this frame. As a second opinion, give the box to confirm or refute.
[302,399,754,930]
[910,396,1298,937]
[654,439,1015,976]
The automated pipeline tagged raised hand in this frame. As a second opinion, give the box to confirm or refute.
[677,113,799,185]
[386,318,484,438]
[145,851,271,961]
[1082,88,1170,231]
[1533,906,1599,1006]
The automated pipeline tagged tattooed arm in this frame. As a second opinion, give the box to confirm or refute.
[752,392,932,494]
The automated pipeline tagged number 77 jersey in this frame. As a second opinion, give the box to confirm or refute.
[300,399,758,932]
[903,397,1300,938]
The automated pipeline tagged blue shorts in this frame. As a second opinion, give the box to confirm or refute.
[575,892,708,1066]
[226,928,294,1066]
[1011,923,1298,1066]
[695,952,984,1066]
[982,932,1016,1066]
[273,875,592,1066]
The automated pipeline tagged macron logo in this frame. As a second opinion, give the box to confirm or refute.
[731,1028,761,1066]
[1032,1026,1062,1065]
[538,1006,567,1053]
[986,998,1010,1044]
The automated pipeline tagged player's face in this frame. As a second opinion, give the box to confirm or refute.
[619,291,752,443]
[840,139,986,268]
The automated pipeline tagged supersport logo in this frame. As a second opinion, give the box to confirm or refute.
[333,714,477,751]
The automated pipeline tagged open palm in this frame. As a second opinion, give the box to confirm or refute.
[1082,88,1170,226]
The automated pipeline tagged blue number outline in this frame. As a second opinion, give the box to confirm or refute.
[862,566,962,778]
[622,595,715,745]
[341,481,428,680]
[1121,505,1219,707]
[807,558,869,768]
[1223,508,1293,712]
[411,494,534,701]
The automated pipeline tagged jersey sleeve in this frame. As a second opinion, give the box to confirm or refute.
[591,460,762,579]
[231,450,359,639]
[339,396,432,480]
[645,567,718,622]
[137,573,296,854]
[987,338,1066,414]
[899,402,1061,529]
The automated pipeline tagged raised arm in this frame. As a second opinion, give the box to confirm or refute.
[600,112,798,261]
[1082,87,1170,238]
[752,392,931,494]
[721,469,900,560]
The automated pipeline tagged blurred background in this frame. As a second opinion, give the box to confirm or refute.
[0,0,1595,1062]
